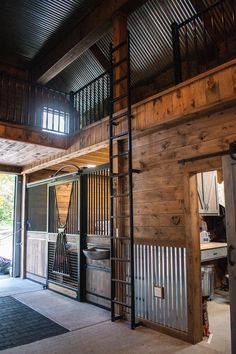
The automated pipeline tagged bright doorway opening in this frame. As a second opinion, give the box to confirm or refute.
[0,173,16,279]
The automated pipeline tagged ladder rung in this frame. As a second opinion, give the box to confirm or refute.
[111,121,120,126]
[112,279,131,285]
[111,257,131,262]
[112,40,127,53]
[111,111,129,121]
[110,215,129,219]
[113,75,127,85]
[110,170,138,178]
[110,236,130,240]
[112,93,128,103]
[111,193,129,198]
[110,151,129,159]
[111,131,129,140]
[110,172,129,178]
[132,169,141,174]
[112,57,127,68]
[112,300,131,308]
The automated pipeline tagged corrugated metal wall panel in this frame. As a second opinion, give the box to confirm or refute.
[134,244,188,332]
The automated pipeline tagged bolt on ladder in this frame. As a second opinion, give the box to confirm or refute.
[109,33,139,329]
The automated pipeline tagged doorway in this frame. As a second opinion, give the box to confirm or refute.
[197,168,230,352]
[0,173,18,279]
[186,158,233,352]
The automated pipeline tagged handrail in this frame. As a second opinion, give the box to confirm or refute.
[178,0,223,29]
[73,71,110,131]
[172,0,236,84]
[73,72,108,95]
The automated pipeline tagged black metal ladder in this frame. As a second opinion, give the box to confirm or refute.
[109,34,138,329]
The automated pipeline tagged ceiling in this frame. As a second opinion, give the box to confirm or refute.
[49,0,199,92]
[0,0,100,63]
[47,147,109,173]
[0,139,62,166]
[0,0,202,91]
[0,0,222,94]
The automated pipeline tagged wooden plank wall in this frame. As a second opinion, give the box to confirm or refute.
[130,103,236,342]
[26,231,47,284]
[132,105,236,245]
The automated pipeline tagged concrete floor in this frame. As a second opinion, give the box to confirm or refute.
[0,278,231,354]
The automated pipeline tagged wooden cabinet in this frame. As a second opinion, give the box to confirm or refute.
[197,171,219,215]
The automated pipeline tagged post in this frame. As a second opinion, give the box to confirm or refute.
[69,91,75,134]
[13,175,22,277]
[20,174,27,279]
[78,174,87,301]
[112,11,128,112]
[171,22,182,85]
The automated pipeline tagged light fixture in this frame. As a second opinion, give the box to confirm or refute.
[87,164,96,168]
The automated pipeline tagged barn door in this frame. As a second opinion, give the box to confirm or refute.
[222,156,236,353]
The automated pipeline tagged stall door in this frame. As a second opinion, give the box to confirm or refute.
[223,156,236,353]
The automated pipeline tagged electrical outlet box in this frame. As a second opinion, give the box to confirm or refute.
[154,285,164,299]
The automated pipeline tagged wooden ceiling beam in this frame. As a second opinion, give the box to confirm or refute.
[31,0,146,85]
[0,164,22,174]
[0,121,68,150]
[90,44,110,72]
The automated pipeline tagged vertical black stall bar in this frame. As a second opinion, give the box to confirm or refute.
[171,22,182,85]
[78,173,87,302]
[109,41,115,322]
[69,91,75,134]
[127,34,135,329]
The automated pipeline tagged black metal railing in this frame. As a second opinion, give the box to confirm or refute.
[84,166,110,237]
[0,71,71,134]
[172,0,236,84]
[73,72,109,131]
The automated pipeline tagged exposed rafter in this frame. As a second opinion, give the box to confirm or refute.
[90,44,110,72]
[30,0,146,85]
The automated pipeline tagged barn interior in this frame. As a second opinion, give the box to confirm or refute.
[0,1,235,353]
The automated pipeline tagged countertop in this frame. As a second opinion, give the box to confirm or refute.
[200,242,227,251]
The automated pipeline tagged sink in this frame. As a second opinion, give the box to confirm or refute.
[83,247,110,260]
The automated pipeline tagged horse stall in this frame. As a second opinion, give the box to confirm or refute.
[26,164,110,309]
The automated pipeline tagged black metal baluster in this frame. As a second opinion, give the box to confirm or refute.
[221,2,229,58]
[171,22,182,84]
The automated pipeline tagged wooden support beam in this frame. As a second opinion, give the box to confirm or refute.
[31,0,146,85]
[0,121,68,150]
[0,164,22,174]
[112,12,128,112]
[21,173,27,279]
[90,44,110,72]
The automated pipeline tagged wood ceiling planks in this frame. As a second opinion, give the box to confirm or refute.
[47,147,109,172]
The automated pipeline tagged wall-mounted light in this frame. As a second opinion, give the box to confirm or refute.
[87,164,96,168]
